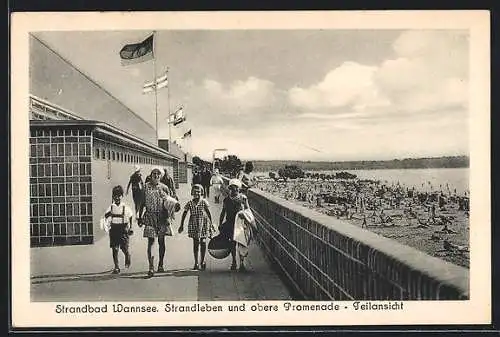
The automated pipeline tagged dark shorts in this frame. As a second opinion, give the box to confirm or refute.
[109,224,129,249]
[219,221,235,241]
[132,189,144,205]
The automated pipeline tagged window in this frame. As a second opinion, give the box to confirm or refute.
[58,144,64,156]
[51,144,57,157]
[66,183,73,196]
[72,144,79,156]
[73,163,79,175]
[65,163,72,176]
[38,164,45,177]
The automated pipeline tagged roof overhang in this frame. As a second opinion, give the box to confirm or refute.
[30,120,180,161]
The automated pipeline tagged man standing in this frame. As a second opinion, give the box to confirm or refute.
[161,168,177,199]
[237,161,254,195]
[126,165,144,218]
[192,168,202,186]
[210,169,224,204]
[201,166,212,199]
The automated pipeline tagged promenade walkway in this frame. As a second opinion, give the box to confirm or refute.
[30,184,291,301]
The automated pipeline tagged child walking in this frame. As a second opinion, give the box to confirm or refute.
[104,185,134,274]
[219,179,250,271]
[178,184,214,270]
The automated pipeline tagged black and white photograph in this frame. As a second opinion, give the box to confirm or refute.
[11,11,490,327]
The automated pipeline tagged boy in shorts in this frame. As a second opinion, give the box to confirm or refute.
[104,185,134,274]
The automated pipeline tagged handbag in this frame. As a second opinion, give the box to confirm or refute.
[208,233,232,259]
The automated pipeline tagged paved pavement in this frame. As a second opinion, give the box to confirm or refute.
[30,184,292,301]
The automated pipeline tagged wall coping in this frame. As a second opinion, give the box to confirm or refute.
[30,119,180,161]
[247,186,469,297]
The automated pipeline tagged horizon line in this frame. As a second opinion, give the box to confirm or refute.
[196,154,470,162]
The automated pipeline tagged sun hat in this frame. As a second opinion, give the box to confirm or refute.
[228,179,242,188]
[192,184,205,195]
[151,166,164,177]
[134,165,141,172]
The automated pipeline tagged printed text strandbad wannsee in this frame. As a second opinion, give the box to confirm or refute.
[54,301,404,314]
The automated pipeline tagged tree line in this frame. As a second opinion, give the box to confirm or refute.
[192,154,251,177]
[253,156,469,172]
[269,165,357,181]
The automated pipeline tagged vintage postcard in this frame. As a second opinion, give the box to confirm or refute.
[11,11,490,328]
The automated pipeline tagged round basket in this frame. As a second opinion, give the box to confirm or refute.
[208,234,232,259]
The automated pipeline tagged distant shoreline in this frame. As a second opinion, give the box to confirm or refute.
[252,156,469,172]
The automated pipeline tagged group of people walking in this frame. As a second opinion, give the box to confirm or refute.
[102,164,254,277]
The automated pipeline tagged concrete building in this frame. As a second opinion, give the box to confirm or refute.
[29,35,192,247]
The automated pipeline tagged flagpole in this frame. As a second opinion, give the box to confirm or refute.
[168,67,172,147]
[153,31,159,143]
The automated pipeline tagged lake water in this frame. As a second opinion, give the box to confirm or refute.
[256,168,469,195]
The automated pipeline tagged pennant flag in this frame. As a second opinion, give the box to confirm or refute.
[142,71,168,94]
[182,129,192,139]
[120,34,154,66]
[170,107,186,126]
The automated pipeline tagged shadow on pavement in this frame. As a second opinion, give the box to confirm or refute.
[124,268,201,279]
[31,269,114,279]
[31,268,207,284]
[31,272,119,284]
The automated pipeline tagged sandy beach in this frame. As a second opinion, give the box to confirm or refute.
[255,178,470,268]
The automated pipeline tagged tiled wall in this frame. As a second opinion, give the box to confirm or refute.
[29,127,93,247]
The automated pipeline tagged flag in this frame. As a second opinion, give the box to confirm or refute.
[182,129,192,139]
[170,107,186,126]
[120,34,154,66]
[142,71,168,94]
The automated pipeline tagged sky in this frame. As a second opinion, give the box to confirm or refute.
[34,29,469,161]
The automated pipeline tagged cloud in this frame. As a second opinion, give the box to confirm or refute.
[190,108,468,161]
[288,61,389,111]
[169,30,469,161]
[296,112,368,120]
[203,76,276,111]
[374,31,468,113]
[288,30,469,117]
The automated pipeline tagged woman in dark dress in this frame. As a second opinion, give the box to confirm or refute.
[218,178,250,271]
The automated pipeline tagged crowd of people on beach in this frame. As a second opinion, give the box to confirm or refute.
[255,175,470,264]
[256,176,469,225]
[100,163,256,277]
